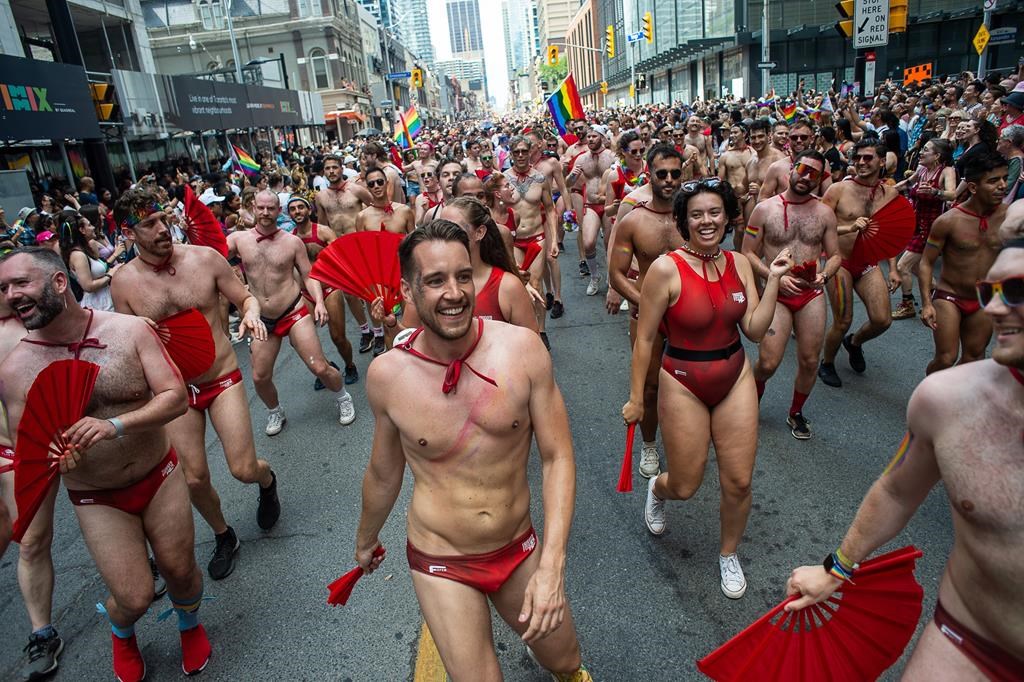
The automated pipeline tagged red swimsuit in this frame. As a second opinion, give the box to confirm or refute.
[474,267,506,322]
[661,250,748,408]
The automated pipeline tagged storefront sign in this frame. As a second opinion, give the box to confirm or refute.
[0,55,100,141]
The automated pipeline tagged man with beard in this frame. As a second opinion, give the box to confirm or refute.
[354,221,590,681]
[315,154,375,353]
[0,248,210,682]
[742,151,842,439]
[719,124,754,249]
[111,189,280,582]
[607,145,684,478]
[505,136,558,348]
[757,119,831,201]
[818,140,900,388]
[228,190,356,435]
[919,154,1008,374]
[288,195,359,386]
[528,129,570,319]
[772,120,791,153]
[744,119,788,225]
[786,239,1024,682]
[566,127,615,296]
[355,167,415,235]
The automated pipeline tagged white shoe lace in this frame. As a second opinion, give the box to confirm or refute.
[639,445,660,475]
[646,478,666,532]
[337,393,356,425]
[720,554,745,593]
[266,411,284,434]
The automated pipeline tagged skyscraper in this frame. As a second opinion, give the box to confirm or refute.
[446,0,483,54]
[502,0,538,79]
[395,0,434,64]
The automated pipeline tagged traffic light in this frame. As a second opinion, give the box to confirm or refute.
[642,12,653,43]
[600,81,608,94]
[411,68,423,88]
[89,82,118,122]
[835,0,854,39]
[606,25,615,59]
[547,45,559,66]
[889,0,908,32]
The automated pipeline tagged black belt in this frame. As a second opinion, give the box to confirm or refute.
[260,292,304,327]
[665,339,743,362]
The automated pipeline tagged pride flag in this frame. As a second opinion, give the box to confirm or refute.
[546,74,585,140]
[393,106,423,149]
[232,145,260,176]
[780,103,798,124]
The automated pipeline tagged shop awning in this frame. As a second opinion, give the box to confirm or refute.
[325,110,366,124]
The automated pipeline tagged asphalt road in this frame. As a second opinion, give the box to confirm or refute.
[0,238,955,681]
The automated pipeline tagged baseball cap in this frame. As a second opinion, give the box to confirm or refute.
[199,188,226,205]
[34,230,57,244]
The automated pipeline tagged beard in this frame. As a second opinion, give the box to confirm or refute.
[19,279,65,330]
[415,292,474,341]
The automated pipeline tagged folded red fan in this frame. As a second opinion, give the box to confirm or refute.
[617,423,636,493]
[155,308,215,381]
[327,546,387,606]
[182,185,230,258]
[789,259,817,283]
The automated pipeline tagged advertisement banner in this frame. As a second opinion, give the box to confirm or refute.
[0,55,100,141]
[245,84,301,128]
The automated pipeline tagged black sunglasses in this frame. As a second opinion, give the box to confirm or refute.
[627,147,645,155]
[420,171,436,178]
[681,177,723,192]
[790,134,810,142]
[654,169,684,180]
[977,277,1024,307]
[367,179,386,187]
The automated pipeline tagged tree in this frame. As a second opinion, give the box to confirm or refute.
[538,55,568,89]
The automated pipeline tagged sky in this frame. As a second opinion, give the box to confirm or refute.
[426,0,509,111]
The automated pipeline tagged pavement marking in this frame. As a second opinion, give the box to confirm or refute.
[414,620,447,682]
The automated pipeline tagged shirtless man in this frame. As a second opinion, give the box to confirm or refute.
[528,129,571,319]
[566,127,615,296]
[354,222,591,681]
[757,119,832,202]
[785,239,1024,680]
[315,154,376,353]
[463,137,485,175]
[420,159,465,226]
[684,115,715,176]
[744,119,788,226]
[919,154,1008,374]
[742,151,842,440]
[505,136,558,347]
[288,196,360,385]
[608,144,683,479]
[718,124,754,249]
[111,189,280,582]
[0,248,210,682]
[356,167,416,235]
[360,142,404,203]
[414,162,444,226]
[818,140,900,388]
[228,190,356,435]
[772,120,791,153]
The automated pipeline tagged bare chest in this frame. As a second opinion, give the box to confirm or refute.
[239,240,294,278]
[763,204,826,248]
[634,218,682,266]
[126,268,217,321]
[835,186,883,224]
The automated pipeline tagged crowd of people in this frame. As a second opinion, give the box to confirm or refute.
[0,64,1022,681]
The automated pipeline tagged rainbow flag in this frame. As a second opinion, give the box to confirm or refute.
[546,74,585,140]
[393,106,423,149]
[780,103,798,124]
[232,144,260,176]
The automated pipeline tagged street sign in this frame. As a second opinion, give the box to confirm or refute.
[756,61,778,70]
[853,0,889,48]
[864,58,876,96]
[973,24,990,55]
[379,99,393,106]
[987,26,1017,45]
[386,71,411,80]
[626,32,644,43]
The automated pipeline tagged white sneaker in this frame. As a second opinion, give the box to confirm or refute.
[638,444,660,478]
[337,392,356,425]
[719,553,747,599]
[644,476,666,536]
[586,276,600,296]
[265,408,286,436]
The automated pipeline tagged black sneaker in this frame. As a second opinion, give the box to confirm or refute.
[558,241,564,254]
[314,361,339,391]
[344,364,359,385]
[579,260,590,277]
[358,332,373,353]
[787,413,812,440]
[151,555,166,602]
[551,300,564,319]
[539,332,550,351]
[257,471,281,530]
[843,334,866,373]
[21,631,63,681]
[544,292,554,311]
[208,527,240,580]
[372,335,386,356]
[817,361,842,388]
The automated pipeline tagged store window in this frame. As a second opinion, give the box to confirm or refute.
[197,0,225,30]
[309,49,331,90]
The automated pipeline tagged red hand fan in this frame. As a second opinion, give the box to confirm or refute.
[697,545,924,682]
[183,185,230,258]
[850,195,916,266]
[789,259,817,283]
[155,308,216,382]
[327,546,386,606]
[311,232,404,311]
[617,423,636,493]
[12,359,100,542]
[518,241,543,272]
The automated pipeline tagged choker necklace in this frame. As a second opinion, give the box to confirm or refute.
[681,242,720,261]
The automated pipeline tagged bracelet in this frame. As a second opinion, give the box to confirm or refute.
[823,553,855,581]
[107,417,125,438]
[834,548,856,572]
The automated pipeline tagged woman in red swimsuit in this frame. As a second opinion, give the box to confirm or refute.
[622,178,793,600]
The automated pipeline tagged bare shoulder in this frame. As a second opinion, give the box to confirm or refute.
[730,250,754,276]
[908,362,999,429]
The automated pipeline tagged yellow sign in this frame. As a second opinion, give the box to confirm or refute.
[629,84,635,99]
[973,24,990,55]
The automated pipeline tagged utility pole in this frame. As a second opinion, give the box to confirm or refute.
[225,0,244,83]
[760,0,770,94]
[977,0,994,78]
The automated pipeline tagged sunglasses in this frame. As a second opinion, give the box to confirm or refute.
[421,171,436,178]
[681,177,723,192]
[794,162,824,180]
[627,147,645,155]
[481,155,493,160]
[367,179,386,187]
[852,154,877,162]
[976,277,1024,307]
[790,134,810,142]
[511,149,530,155]
[654,168,684,180]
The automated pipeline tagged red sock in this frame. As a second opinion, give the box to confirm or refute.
[755,379,767,401]
[790,390,809,417]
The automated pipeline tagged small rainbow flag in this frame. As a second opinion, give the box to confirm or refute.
[546,74,585,141]
[232,145,260,176]
[393,106,423,149]
[780,103,798,124]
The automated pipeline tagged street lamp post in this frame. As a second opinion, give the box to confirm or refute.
[225,0,244,83]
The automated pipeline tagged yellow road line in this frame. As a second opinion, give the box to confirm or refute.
[413,620,447,682]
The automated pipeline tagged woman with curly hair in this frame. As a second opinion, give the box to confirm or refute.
[59,211,118,310]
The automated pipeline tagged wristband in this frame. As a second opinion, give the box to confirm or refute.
[107,417,125,438]
[823,552,855,582]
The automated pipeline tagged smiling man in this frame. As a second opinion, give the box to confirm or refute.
[354,221,590,681]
